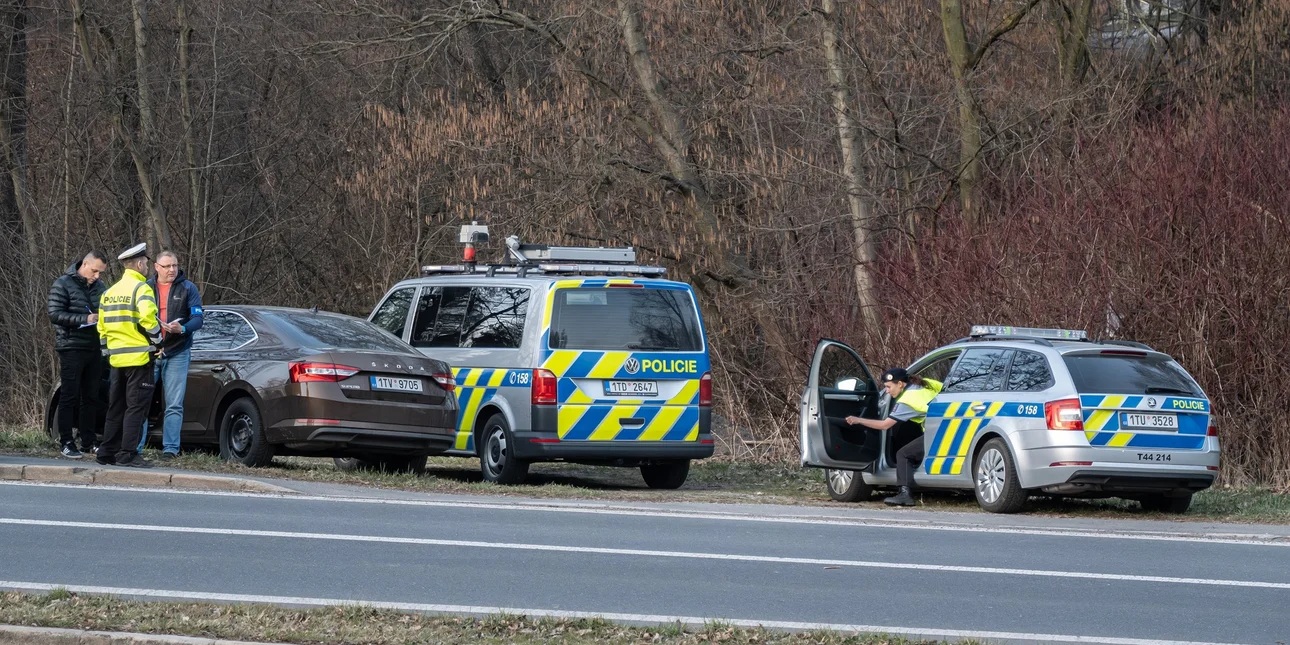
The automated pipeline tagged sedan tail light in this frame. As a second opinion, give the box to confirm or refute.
[432,372,456,392]
[1045,398,1084,431]
[290,362,359,383]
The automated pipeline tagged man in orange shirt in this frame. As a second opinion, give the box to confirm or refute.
[136,251,204,458]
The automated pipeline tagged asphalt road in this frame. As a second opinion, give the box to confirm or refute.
[2,479,1289,644]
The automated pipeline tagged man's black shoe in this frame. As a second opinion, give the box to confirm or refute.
[60,443,83,459]
[117,454,153,469]
[160,452,179,461]
[95,456,116,466]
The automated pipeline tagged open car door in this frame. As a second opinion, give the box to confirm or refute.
[799,339,883,469]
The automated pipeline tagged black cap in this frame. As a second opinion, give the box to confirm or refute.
[881,367,910,384]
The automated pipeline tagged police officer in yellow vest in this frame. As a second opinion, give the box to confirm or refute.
[96,243,161,468]
[845,367,943,507]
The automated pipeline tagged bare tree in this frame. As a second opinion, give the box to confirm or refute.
[819,0,881,333]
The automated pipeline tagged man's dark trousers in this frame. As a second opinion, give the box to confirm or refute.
[99,362,155,462]
[56,348,104,449]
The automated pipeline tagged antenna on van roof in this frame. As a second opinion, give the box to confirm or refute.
[421,224,666,277]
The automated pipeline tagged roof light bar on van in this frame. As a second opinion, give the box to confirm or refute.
[970,325,1087,341]
[536,263,667,276]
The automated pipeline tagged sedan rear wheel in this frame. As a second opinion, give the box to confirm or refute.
[219,398,274,467]
[973,438,1027,513]
[480,414,528,484]
[825,468,874,502]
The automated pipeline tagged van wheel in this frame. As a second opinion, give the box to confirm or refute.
[825,468,873,502]
[641,461,690,489]
[973,438,1027,513]
[480,414,528,484]
[1140,493,1192,514]
[219,398,274,467]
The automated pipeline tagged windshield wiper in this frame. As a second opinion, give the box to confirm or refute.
[1145,386,1194,395]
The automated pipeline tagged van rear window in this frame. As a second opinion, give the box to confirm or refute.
[549,288,703,351]
[1062,354,1203,396]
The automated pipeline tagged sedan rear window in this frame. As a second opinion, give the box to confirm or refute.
[1062,353,1203,396]
[549,288,703,351]
[267,311,413,353]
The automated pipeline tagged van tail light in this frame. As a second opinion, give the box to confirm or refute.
[290,362,359,383]
[532,368,558,405]
[699,372,713,407]
[1207,423,1217,437]
[432,373,456,392]
[1045,398,1084,431]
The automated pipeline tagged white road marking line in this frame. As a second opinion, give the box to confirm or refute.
[4,517,1289,590]
[4,480,1289,547]
[0,580,1250,645]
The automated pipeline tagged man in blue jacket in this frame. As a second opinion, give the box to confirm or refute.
[47,251,110,458]
[137,251,204,458]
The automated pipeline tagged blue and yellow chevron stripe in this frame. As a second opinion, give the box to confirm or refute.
[450,367,531,451]
[1079,394,1209,450]
[922,401,1045,475]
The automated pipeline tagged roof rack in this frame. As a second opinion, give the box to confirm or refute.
[420,224,667,278]
[968,325,1088,341]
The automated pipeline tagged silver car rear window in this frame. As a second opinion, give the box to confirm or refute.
[1062,354,1202,396]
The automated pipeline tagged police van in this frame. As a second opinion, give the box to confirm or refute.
[800,326,1219,513]
[368,224,714,487]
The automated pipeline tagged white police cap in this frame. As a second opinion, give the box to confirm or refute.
[117,242,148,261]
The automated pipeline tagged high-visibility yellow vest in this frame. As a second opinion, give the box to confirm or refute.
[896,379,943,429]
[97,268,160,367]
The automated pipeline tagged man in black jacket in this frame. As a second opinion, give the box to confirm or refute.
[47,251,110,458]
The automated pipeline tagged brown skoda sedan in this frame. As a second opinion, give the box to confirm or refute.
[50,306,458,471]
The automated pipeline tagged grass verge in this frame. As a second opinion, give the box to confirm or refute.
[4,425,1289,523]
[0,590,948,644]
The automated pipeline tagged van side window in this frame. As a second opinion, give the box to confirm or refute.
[943,348,1014,393]
[410,286,471,348]
[371,287,415,339]
[461,287,529,349]
[1006,350,1055,391]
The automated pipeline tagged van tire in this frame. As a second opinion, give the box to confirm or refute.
[1140,493,1192,514]
[973,438,1027,513]
[641,460,690,489]
[825,468,873,502]
[480,414,528,484]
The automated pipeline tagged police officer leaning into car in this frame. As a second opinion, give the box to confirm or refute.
[95,243,161,468]
[844,367,943,507]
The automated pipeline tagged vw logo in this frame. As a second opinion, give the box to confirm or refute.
[624,358,641,374]
[1147,397,1158,408]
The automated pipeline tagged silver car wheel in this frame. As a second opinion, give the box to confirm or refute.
[976,447,1006,504]
[827,469,854,493]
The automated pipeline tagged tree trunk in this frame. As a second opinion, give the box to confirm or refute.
[940,0,983,229]
[0,0,35,260]
[130,0,171,250]
[820,0,882,334]
[615,0,720,250]
[178,0,206,284]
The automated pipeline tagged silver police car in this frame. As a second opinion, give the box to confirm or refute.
[800,326,1219,513]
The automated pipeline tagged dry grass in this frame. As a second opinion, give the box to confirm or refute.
[0,590,950,645]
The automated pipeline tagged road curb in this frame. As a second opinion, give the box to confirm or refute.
[0,624,286,644]
[0,463,293,494]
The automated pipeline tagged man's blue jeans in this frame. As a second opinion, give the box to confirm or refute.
[137,348,190,455]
